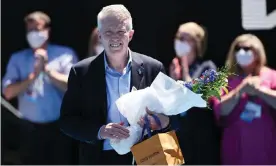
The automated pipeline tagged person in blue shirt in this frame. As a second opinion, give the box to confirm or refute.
[2,11,78,164]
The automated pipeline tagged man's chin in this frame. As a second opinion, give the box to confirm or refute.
[107,49,126,56]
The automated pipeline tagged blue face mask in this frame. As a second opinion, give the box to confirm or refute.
[235,49,254,66]
[26,30,48,48]
[174,40,192,57]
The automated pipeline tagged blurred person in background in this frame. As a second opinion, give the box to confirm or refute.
[211,34,276,164]
[87,27,104,57]
[2,11,78,164]
[170,22,221,164]
[169,22,216,81]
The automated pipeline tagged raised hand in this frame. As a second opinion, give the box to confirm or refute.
[32,49,48,77]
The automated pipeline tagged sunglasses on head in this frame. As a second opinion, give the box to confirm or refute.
[234,45,252,51]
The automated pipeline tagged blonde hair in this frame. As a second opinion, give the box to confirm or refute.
[177,22,207,58]
[225,34,267,74]
[97,4,133,31]
[24,11,51,27]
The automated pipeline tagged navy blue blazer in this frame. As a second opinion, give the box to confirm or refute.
[59,51,180,164]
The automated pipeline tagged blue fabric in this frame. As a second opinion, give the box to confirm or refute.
[189,62,200,76]
[2,44,78,123]
[102,51,132,150]
[141,114,162,140]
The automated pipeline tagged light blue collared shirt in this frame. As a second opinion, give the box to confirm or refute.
[2,44,78,123]
[102,50,132,150]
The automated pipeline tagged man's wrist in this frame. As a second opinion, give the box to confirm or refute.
[159,120,171,132]
[162,116,170,129]
[97,125,105,140]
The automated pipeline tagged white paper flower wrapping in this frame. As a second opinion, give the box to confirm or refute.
[110,125,142,155]
[110,72,207,154]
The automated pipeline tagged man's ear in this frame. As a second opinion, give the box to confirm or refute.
[98,33,102,40]
[129,30,134,41]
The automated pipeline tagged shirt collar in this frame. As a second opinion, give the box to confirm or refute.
[104,48,132,72]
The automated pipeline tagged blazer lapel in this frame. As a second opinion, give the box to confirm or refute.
[130,52,144,90]
[99,55,108,121]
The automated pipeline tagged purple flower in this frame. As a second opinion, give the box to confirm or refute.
[204,78,210,84]
[202,69,219,84]
[209,75,216,82]
[203,69,217,77]
[183,81,193,90]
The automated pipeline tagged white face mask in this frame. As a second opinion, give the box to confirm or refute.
[235,49,254,66]
[174,40,192,57]
[95,44,104,55]
[26,30,48,49]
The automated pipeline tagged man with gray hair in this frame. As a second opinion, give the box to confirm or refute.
[60,4,174,165]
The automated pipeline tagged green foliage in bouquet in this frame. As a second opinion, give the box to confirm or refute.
[179,66,234,101]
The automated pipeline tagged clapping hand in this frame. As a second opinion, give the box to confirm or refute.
[33,49,48,76]
[28,49,48,80]
[240,76,261,96]
[180,56,192,81]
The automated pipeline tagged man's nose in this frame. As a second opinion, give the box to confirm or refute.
[111,35,120,41]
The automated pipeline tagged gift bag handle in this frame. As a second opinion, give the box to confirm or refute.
[140,114,162,140]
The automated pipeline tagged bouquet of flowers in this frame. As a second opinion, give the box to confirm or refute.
[177,66,231,102]
[111,66,232,155]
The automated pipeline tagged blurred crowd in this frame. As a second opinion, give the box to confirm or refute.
[2,10,276,165]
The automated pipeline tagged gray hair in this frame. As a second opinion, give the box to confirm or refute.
[97,4,133,31]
